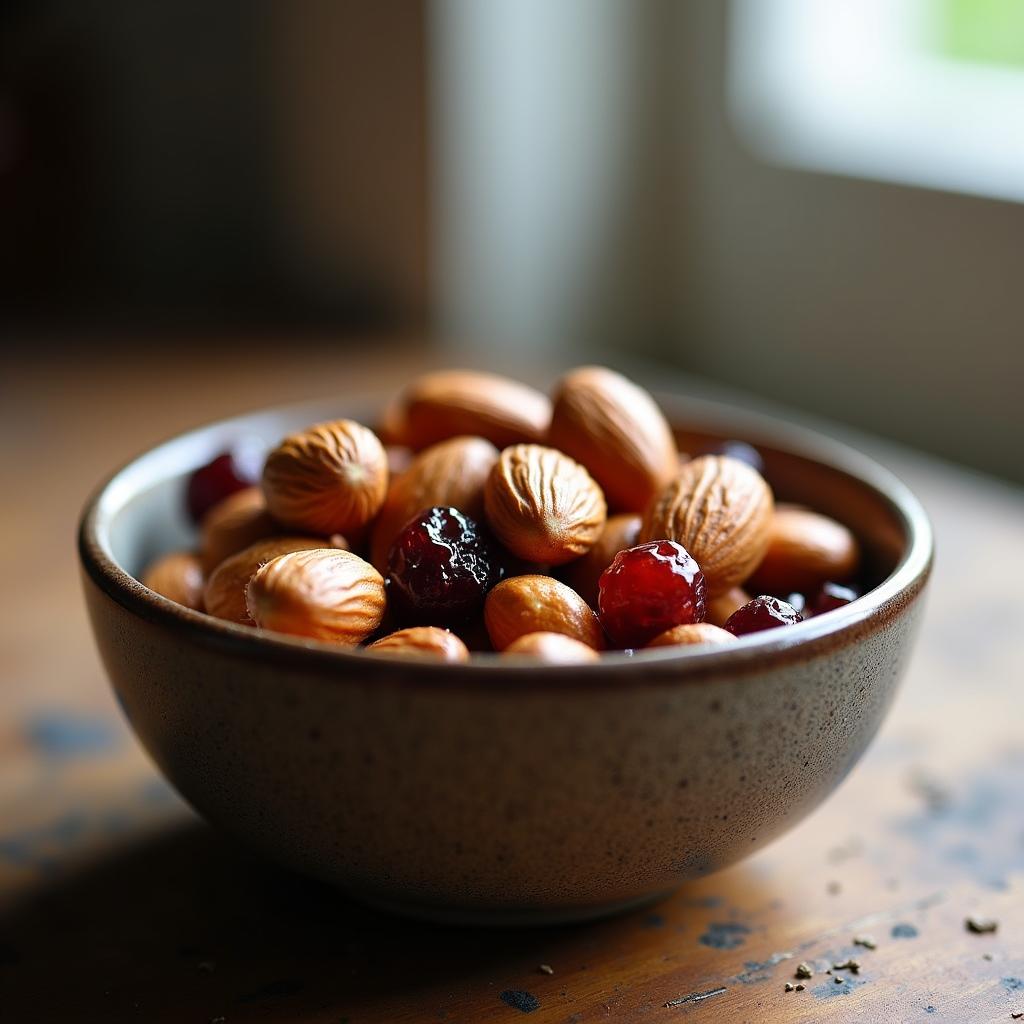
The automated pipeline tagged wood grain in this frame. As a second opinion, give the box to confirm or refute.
[2,342,1023,1023]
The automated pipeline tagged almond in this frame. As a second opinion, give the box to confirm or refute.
[369,435,499,570]
[563,513,641,608]
[200,486,277,574]
[747,505,860,596]
[502,631,600,663]
[484,575,604,651]
[142,551,204,610]
[367,626,469,662]
[262,419,388,536]
[646,623,736,648]
[484,444,606,565]
[203,535,326,624]
[246,548,385,644]
[641,455,774,597]
[548,366,678,512]
[397,370,551,450]
[705,586,751,628]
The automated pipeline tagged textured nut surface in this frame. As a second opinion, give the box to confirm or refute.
[548,366,678,513]
[646,623,737,648]
[398,370,552,450]
[705,586,751,628]
[484,444,606,566]
[641,455,774,596]
[367,626,469,662]
[200,486,277,574]
[369,435,499,570]
[247,548,385,644]
[203,536,325,624]
[747,505,861,596]
[564,513,641,608]
[142,551,204,610]
[484,575,604,651]
[262,419,388,535]
[502,631,600,664]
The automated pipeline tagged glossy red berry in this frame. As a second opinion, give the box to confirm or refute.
[598,540,706,649]
[724,595,803,636]
[809,582,859,616]
[186,442,264,524]
[387,506,498,626]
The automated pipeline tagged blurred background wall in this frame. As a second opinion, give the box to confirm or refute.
[2,0,1021,482]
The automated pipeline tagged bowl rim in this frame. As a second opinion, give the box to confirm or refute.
[78,389,933,689]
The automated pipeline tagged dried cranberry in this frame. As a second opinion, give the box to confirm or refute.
[598,540,706,649]
[387,506,498,626]
[809,582,859,616]
[186,441,264,524]
[724,595,803,636]
[703,440,764,476]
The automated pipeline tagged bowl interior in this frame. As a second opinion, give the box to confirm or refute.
[88,391,929,663]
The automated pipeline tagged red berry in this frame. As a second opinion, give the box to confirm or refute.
[598,540,706,649]
[387,506,498,626]
[809,582,859,616]
[703,440,764,476]
[186,441,264,524]
[724,595,803,636]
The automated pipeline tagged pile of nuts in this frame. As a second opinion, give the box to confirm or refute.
[141,367,863,664]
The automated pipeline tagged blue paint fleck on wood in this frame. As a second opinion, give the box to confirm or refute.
[500,990,540,1013]
[811,976,864,999]
[26,713,118,760]
[699,921,750,949]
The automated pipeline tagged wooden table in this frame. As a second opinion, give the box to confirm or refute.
[3,343,1023,1023]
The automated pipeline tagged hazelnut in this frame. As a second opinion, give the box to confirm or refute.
[484,575,604,651]
[247,548,385,644]
[142,551,204,610]
[262,419,388,536]
[484,444,607,566]
[200,486,276,574]
[367,626,469,662]
[548,366,678,513]
[502,632,600,664]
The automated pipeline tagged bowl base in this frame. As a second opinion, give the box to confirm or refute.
[347,886,679,928]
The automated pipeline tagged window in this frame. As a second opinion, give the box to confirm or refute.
[730,0,1024,203]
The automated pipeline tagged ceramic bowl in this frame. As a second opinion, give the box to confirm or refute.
[79,392,932,925]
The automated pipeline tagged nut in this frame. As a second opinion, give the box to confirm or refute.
[548,366,678,512]
[246,548,385,643]
[747,505,861,595]
[641,455,774,596]
[705,586,751,627]
[199,486,277,574]
[369,435,499,570]
[262,419,388,536]
[203,536,326,623]
[484,444,607,565]
[484,575,604,651]
[646,623,736,648]
[564,513,641,608]
[396,370,552,450]
[367,626,469,662]
[142,551,204,610]
[502,632,600,664]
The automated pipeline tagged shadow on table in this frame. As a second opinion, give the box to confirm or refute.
[0,818,741,1022]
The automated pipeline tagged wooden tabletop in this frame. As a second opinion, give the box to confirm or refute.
[3,342,1023,1023]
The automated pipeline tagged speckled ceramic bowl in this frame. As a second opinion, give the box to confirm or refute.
[79,392,932,925]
